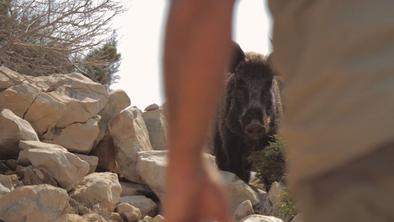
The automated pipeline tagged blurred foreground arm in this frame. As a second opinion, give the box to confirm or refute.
[163,0,235,221]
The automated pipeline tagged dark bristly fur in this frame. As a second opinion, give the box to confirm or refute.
[213,43,282,182]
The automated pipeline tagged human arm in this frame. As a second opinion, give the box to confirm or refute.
[163,0,235,221]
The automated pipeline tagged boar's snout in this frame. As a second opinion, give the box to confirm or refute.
[245,120,265,139]
[241,107,268,140]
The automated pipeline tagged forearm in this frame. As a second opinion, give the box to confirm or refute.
[164,0,234,168]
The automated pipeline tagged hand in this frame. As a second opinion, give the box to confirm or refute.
[163,161,233,222]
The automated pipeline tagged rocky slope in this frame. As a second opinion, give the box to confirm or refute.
[0,66,300,222]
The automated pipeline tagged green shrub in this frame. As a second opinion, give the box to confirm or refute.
[278,190,297,221]
[249,137,286,189]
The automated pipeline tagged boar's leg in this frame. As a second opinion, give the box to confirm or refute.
[222,128,251,183]
[213,130,230,171]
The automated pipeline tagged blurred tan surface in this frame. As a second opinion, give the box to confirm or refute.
[269,0,394,188]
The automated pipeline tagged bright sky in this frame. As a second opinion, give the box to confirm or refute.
[112,0,272,109]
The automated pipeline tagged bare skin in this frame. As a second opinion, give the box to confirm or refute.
[163,0,235,221]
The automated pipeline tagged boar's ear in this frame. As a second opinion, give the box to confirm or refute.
[228,41,245,73]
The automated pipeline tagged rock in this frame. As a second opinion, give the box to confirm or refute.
[24,92,66,135]
[254,188,268,214]
[69,197,93,216]
[234,200,254,221]
[0,66,25,90]
[141,216,153,222]
[0,72,12,90]
[144,104,159,112]
[19,141,89,189]
[120,181,152,197]
[82,213,108,222]
[44,116,100,153]
[109,212,124,222]
[142,109,167,150]
[97,89,131,143]
[54,214,85,222]
[0,174,20,190]
[4,159,17,171]
[0,184,70,222]
[18,140,68,165]
[1,67,109,135]
[91,134,119,173]
[16,165,58,186]
[0,183,10,196]
[152,215,164,222]
[242,215,284,222]
[261,182,286,216]
[109,107,152,182]
[71,172,122,212]
[0,161,13,174]
[116,202,142,222]
[119,195,157,217]
[136,150,216,201]
[291,214,304,222]
[0,83,41,118]
[75,154,98,173]
[0,109,39,159]
[32,72,109,128]
[135,151,167,200]
[221,171,260,210]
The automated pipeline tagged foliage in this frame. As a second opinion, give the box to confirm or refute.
[249,137,286,189]
[0,0,123,83]
[278,190,297,221]
[79,34,121,87]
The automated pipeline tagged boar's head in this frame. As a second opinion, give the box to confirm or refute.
[226,53,278,141]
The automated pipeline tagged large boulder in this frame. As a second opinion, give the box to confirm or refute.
[136,150,216,201]
[70,172,122,212]
[221,171,260,210]
[97,89,130,143]
[135,151,167,200]
[144,104,159,112]
[43,116,100,153]
[242,215,284,222]
[18,140,89,190]
[23,92,66,135]
[18,140,68,164]
[119,195,157,217]
[0,66,24,90]
[109,107,152,182]
[0,83,41,118]
[75,154,99,174]
[0,109,39,159]
[30,72,108,128]
[142,109,167,150]
[234,200,255,221]
[0,68,109,141]
[0,184,70,222]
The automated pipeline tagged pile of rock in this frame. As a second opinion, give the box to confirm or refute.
[0,66,299,222]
